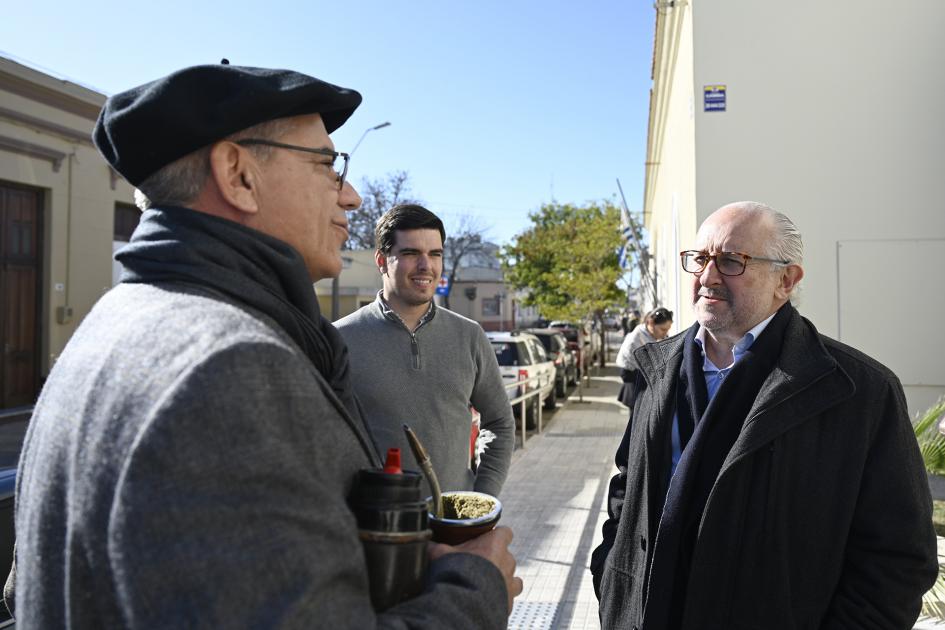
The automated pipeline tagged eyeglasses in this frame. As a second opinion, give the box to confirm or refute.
[235,139,350,190]
[679,250,790,276]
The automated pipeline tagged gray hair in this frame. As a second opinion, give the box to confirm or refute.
[721,201,804,267]
[134,117,296,211]
[721,200,804,303]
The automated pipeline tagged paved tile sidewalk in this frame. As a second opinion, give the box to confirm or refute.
[502,365,626,630]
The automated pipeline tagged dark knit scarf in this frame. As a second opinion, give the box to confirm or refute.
[115,206,361,423]
[642,302,794,630]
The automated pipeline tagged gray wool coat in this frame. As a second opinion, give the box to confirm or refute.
[591,309,937,630]
[13,282,507,629]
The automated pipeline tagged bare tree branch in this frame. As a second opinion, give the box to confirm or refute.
[442,213,490,309]
[346,171,421,250]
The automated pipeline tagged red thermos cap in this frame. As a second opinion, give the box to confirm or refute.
[383,448,402,474]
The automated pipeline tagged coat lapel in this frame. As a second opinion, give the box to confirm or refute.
[726,311,855,464]
[637,329,689,515]
[634,314,857,514]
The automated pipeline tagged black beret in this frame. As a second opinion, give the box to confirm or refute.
[93,63,362,187]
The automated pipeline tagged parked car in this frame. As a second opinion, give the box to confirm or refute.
[487,331,557,428]
[524,328,575,396]
[549,322,591,376]
[0,466,14,627]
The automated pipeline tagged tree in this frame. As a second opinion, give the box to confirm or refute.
[500,201,627,365]
[442,214,489,309]
[346,171,420,250]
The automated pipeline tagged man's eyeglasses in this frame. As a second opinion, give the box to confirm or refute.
[679,250,790,276]
[235,139,350,190]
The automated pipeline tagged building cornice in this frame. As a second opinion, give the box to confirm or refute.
[0,133,66,171]
[644,0,690,227]
[0,57,105,121]
[0,105,93,145]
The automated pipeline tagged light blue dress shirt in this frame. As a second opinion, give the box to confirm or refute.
[669,312,777,477]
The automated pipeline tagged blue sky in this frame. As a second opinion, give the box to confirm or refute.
[2,1,654,245]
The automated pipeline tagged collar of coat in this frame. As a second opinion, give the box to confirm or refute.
[374,291,436,332]
[634,307,856,461]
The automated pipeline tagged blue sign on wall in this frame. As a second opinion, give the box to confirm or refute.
[704,85,726,112]
[435,275,451,296]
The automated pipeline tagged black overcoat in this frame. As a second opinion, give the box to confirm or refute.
[592,310,937,630]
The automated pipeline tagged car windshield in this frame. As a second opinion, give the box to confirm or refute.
[533,335,554,352]
[558,329,578,342]
[492,342,523,366]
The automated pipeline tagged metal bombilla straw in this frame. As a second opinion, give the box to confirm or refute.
[403,424,443,519]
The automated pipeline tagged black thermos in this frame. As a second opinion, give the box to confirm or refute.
[350,448,431,611]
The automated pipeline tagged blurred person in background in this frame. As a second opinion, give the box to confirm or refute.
[615,307,673,407]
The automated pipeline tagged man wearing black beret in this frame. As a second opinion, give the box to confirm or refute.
[10,63,521,628]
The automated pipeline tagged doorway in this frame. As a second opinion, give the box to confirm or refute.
[0,182,43,410]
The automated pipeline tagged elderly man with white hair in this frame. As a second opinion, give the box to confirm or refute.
[592,201,936,630]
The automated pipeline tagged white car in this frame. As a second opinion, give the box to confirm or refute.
[487,331,557,428]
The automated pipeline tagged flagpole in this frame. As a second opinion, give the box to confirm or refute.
[616,179,658,305]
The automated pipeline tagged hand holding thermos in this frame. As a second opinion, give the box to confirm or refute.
[350,426,522,614]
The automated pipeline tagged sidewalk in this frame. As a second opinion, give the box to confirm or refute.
[499,364,945,630]
[502,364,625,630]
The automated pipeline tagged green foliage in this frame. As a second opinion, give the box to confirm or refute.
[500,201,627,322]
[914,398,945,620]
[933,500,945,538]
[921,523,945,619]
[913,397,945,475]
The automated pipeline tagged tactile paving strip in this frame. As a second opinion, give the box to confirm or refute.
[508,601,558,629]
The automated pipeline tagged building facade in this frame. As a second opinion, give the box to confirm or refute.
[0,55,135,412]
[313,249,383,318]
[643,0,945,415]
[441,243,515,331]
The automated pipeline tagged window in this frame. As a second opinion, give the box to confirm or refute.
[114,203,140,241]
[534,334,556,353]
[492,342,527,366]
[481,296,500,316]
[113,203,141,286]
[527,339,547,362]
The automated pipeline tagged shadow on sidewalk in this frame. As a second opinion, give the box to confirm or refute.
[546,449,614,630]
[504,366,629,630]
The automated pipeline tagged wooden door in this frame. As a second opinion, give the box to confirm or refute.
[0,183,42,409]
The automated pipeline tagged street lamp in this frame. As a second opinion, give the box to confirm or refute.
[350,121,391,157]
[497,291,506,332]
[329,122,390,321]
[331,256,354,321]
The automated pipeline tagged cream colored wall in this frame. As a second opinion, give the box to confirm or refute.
[645,0,945,414]
[313,249,383,320]
[446,281,513,331]
[644,1,697,335]
[0,58,136,375]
